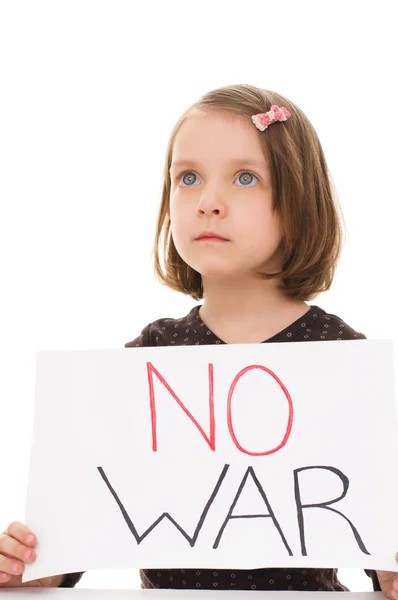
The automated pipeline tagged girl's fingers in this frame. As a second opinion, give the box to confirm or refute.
[4,522,36,547]
[0,553,24,576]
[0,533,36,564]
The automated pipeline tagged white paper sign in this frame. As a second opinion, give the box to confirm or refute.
[23,339,397,582]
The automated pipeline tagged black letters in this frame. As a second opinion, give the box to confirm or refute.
[293,465,370,555]
[97,464,229,546]
[213,466,293,554]
[98,463,371,557]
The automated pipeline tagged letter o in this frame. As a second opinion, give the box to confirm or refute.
[227,365,293,456]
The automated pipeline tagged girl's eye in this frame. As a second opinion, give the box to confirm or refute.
[236,172,258,186]
[178,171,259,187]
[180,172,199,187]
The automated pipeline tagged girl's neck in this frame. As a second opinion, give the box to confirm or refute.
[198,277,310,344]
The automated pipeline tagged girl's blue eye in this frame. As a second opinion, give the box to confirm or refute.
[180,172,198,187]
[237,172,258,186]
[179,171,259,187]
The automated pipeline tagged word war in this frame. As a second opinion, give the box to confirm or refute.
[97,462,370,557]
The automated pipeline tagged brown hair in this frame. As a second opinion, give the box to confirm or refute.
[153,84,345,301]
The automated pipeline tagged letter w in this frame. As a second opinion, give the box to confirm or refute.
[97,464,229,546]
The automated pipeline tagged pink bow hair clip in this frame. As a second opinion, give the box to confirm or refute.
[251,105,291,131]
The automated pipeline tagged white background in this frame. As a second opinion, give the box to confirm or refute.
[0,0,396,591]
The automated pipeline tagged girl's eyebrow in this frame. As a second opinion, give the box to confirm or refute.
[169,158,268,172]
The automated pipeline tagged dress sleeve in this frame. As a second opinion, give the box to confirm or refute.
[364,570,381,591]
[125,323,152,348]
[58,572,86,587]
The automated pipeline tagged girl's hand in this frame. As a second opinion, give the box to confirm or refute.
[376,554,398,599]
[0,521,60,587]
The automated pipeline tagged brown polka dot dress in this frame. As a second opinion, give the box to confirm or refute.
[59,303,381,592]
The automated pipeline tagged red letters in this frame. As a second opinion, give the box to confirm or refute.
[146,362,216,452]
[227,365,293,456]
[147,362,293,456]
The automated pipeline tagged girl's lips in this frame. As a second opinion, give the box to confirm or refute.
[196,236,229,242]
[195,232,230,241]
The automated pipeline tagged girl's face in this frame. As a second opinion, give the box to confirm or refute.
[169,110,283,283]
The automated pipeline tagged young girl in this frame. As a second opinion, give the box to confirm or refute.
[1,84,397,596]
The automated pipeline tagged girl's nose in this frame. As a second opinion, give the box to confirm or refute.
[196,193,226,216]
[198,206,221,215]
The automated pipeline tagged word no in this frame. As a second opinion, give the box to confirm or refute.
[147,362,294,457]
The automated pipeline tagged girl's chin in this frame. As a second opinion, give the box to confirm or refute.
[192,266,248,281]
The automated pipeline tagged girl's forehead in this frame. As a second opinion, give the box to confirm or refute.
[180,109,252,132]
[173,111,264,158]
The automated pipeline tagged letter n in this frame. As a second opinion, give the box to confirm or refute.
[146,362,216,451]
